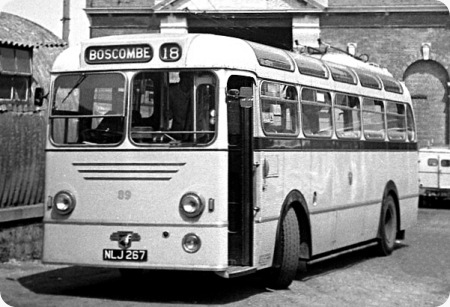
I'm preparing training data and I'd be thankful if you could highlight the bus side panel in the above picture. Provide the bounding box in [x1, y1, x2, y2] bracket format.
[252, 221, 278, 269]
[398, 151, 419, 230]
[259, 149, 418, 257]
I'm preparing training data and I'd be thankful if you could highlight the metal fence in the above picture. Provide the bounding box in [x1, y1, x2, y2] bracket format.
[0, 111, 46, 209]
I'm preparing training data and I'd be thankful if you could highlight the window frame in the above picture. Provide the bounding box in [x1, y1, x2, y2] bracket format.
[300, 87, 333, 138]
[386, 100, 407, 142]
[260, 80, 299, 137]
[362, 97, 386, 141]
[0, 47, 32, 104]
[129, 70, 219, 146]
[50, 72, 127, 146]
[334, 93, 362, 140]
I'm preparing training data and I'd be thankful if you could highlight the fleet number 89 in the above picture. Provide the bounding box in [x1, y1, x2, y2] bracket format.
[118, 190, 132, 200]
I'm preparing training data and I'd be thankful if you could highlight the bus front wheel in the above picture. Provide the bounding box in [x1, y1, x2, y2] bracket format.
[377, 194, 398, 256]
[266, 208, 300, 289]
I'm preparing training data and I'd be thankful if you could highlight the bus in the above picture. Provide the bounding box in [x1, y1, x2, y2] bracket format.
[41, 33, 418, 289]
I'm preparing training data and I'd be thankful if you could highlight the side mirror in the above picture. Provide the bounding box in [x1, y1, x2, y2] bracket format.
[226, 89, 240, 100]
[239, 86, 253, 108]
[34, 87, 47, 107]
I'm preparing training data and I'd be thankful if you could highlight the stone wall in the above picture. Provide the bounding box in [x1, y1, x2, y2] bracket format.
[0, 219, 43, 262]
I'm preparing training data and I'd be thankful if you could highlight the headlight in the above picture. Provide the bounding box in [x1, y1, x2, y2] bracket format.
[53, 190, 76, 215]
[179, 192, 204, 218]
[182, 233, 201, 253]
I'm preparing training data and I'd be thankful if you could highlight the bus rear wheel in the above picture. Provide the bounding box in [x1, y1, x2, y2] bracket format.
[266, 208, 300, 289]
[377, 194, 398, 256]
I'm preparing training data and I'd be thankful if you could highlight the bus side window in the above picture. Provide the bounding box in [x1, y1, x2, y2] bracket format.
[334, 94, 361, 139]
[406, 104, 416, 142]
[301, 88, 332, 137]
[386, 101, 406, 141]
[362, 98, 385, 140]
[261, 82, 298, 135]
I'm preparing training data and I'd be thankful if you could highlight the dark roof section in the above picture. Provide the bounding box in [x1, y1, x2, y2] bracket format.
[327, 0, 448, 12]
[0, 12, 66, 48]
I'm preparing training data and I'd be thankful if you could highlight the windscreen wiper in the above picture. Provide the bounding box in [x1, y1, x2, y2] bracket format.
[59, 73, 87, 105]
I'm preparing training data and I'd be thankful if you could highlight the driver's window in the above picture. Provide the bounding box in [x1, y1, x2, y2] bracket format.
[50, 73, 125, 145]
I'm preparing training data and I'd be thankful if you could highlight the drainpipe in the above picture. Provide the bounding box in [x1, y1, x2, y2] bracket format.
[62, 0, 70, 42]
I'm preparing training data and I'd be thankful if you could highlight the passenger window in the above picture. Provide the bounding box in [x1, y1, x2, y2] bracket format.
[386, 101, 406, 141]
[362, 98, 385, 140]
[301, 88, 332, 137]
[260, 82, 298, 135]
[334, 94, 361, 139]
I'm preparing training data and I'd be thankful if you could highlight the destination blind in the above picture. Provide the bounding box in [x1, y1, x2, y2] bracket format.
[85, 44, 153, 64]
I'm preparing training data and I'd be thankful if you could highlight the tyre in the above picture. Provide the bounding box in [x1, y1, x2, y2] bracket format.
[266, 208, 300, 289]
[377, 194, 398, 256]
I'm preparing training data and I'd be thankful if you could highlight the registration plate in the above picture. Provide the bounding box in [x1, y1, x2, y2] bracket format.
[103, 249, 147, 262]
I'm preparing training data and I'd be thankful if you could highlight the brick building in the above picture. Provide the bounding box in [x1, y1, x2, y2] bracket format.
[82, 0, 449, 148]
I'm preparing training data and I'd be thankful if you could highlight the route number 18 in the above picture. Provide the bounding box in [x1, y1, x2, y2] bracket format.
[160, 43, 182, 62]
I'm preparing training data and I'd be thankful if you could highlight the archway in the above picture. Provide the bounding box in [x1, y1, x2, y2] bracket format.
[404, 60, 449, 148]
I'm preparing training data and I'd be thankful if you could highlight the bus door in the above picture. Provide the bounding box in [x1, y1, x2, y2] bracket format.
[227, 76, 254, 267]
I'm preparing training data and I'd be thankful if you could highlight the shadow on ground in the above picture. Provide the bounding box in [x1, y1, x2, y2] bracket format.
[17, 241, 398, 304]
[18, 267, 273, 304]
[299, 241, 407, 281]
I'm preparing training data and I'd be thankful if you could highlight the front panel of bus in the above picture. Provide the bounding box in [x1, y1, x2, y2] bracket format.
[42, 69, 232, 271]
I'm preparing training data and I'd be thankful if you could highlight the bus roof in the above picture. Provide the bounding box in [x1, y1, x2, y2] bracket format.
[52, 33, 408, 100]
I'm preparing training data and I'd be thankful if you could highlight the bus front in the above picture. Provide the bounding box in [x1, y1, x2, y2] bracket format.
[42, 38, 231, 273]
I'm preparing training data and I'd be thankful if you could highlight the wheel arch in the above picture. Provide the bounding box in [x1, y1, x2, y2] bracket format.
[273, 189, 312, 263]
[381, 180, 401, 234]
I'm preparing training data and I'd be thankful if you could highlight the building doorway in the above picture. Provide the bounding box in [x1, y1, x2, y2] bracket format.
[188, 15, 293, 50]
[404, 60, 449, 148]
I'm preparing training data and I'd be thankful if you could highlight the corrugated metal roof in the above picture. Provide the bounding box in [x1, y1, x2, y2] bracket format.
[0, 12, 66, 48]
